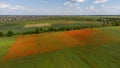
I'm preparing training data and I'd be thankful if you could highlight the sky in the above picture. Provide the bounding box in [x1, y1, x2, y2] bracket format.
[0, 0, 120, 15]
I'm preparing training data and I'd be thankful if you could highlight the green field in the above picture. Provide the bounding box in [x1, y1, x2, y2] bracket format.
[0, 37, 16, 62]
[0, 17, 103, 33]
[0, 26, 120, 68]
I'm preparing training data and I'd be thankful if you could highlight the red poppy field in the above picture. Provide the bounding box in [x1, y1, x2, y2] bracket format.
[0, 27, 120, 68]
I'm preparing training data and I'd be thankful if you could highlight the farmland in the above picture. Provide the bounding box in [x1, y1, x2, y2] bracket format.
[0, 16, 120, 37]
[0, 0, 120, 68]
[0, 16, 103, 33]
[0, 16, 120, 68]
[0, 26, 120, 68]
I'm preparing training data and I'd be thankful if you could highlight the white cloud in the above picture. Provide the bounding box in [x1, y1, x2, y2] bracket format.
[0, 3, 9, 9]
[0, 3, 32, 11]
[90, 6, 95, 10]
[86, 6, 95, 10]
[37, 5, 120, 15]
[64, 1, 70, 6]
[70, 0, 86, 3]
[64, 0, 85, 10]
[64, 0, 110, 13]
[103, 5, 120, 12]
[76, 6, 80, 9]
[101, 4, 105, 7]
[93, 0, 108, 4]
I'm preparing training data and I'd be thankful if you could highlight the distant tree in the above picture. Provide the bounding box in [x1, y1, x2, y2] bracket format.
[35, 28, 39, 34]
[66, 28, 70, 31]
[6, 31, 14, 37]
[111, 22, 120, 26]
[0, 32, 4, 37]
[48, 27, 55, 31]
[39, 28, 44, 32]
[23, 32, 26, 35]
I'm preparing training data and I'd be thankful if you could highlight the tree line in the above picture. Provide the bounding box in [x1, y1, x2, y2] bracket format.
[0, 24, 101, 37]
[0, 31, 14, 37]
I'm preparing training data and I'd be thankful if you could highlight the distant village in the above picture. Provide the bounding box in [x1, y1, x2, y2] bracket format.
[0, 16, 60, 22]
[100, 18, 120, 26]
[0, 16, 120, 26]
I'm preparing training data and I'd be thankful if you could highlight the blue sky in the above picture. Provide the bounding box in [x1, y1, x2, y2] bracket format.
[0, 0, 120, 15]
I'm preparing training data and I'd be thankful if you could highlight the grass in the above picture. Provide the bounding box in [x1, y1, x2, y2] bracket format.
[2, 45, 120, 68]
[0, 37, 16, 63]
[0, 26, 120, 68]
